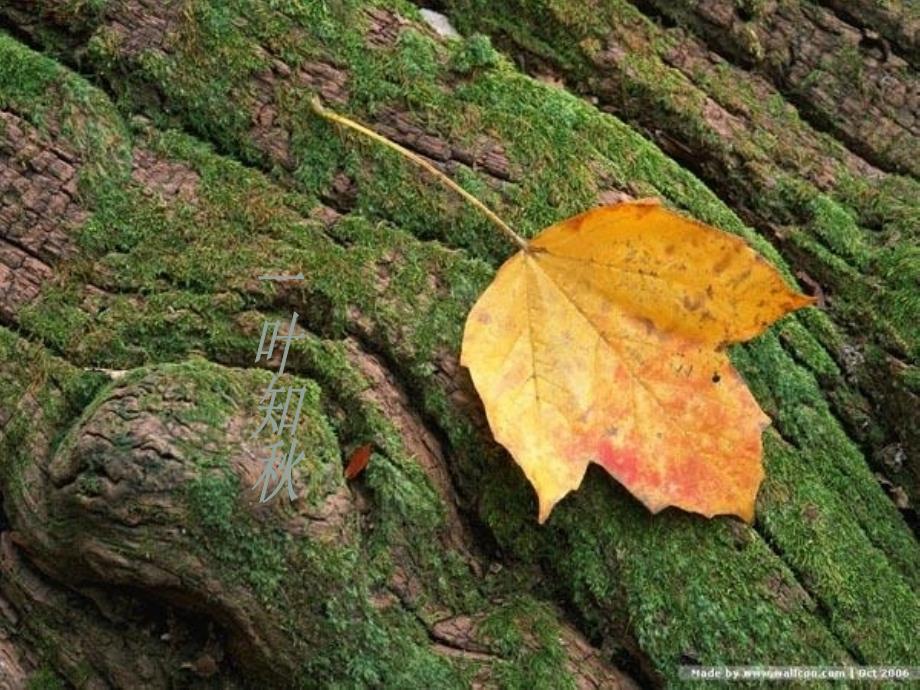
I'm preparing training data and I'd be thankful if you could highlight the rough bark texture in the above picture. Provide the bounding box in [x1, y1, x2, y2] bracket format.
[0, 1, 916, 688]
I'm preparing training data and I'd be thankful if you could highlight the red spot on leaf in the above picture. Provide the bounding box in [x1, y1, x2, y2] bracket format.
[669, 457, 705, 505]
[596, 440, 639, 486]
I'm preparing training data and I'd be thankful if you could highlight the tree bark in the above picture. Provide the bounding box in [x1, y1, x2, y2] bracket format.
[0, 1, 916, 688]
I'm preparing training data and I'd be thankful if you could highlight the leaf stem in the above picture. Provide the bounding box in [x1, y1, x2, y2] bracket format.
[310, 96, 529, 252]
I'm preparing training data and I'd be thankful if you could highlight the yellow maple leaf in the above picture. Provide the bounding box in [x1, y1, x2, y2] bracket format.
[461, 200, 813, 523]
[312, 99, 814, 525]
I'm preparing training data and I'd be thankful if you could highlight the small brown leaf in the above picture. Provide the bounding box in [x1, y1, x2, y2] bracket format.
[180, 654, 218, 678]
[345, 444, 372, 479]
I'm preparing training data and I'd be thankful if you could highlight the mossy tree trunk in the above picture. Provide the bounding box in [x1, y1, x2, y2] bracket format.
[0, 1, 916, 688]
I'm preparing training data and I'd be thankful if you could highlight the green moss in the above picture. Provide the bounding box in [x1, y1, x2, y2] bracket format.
[776, 319, 840, 380]
[185, 469, 288, 599]
[293, 334, 481, 611]
[450, 33, 502, 74]
[389, 29, 444, 103]
[758, 435, 918, 661]
[525, 476, 849, 682]
[0, 327, 110, 502]
[25, 668, 66, 690]
[0, 33, 62, 121]
[18, 284, 93, 355]
[480, 599, 575, 690]
[801, 194, 871, 270]
[0, 31, 130, 161]
[736, 333, 919, 581]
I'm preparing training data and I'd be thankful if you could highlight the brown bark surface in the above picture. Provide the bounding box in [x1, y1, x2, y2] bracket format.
[0, 1, 917, 688]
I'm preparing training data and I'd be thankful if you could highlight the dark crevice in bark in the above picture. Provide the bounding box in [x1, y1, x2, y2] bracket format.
[317, 174, 358, 218]
[609, 642, 659, 690]
[0, 234, 54, 272]
[649, 49, 888, 187]
[74, 581, 242, 682]
[339, 324, 494, 554]
[0, 312, 72, 370]
[0, 490, 9, 535]
[627, 0, 679, 30]
[626, 0, 919, 178]
[3, 529, 248, 687]
[546, 548, 663, 690]
[775, 75, 911, 181]
[812, 0, 917, 67]
[0, 10, 60, 57]
[775, 335, 919, 534]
